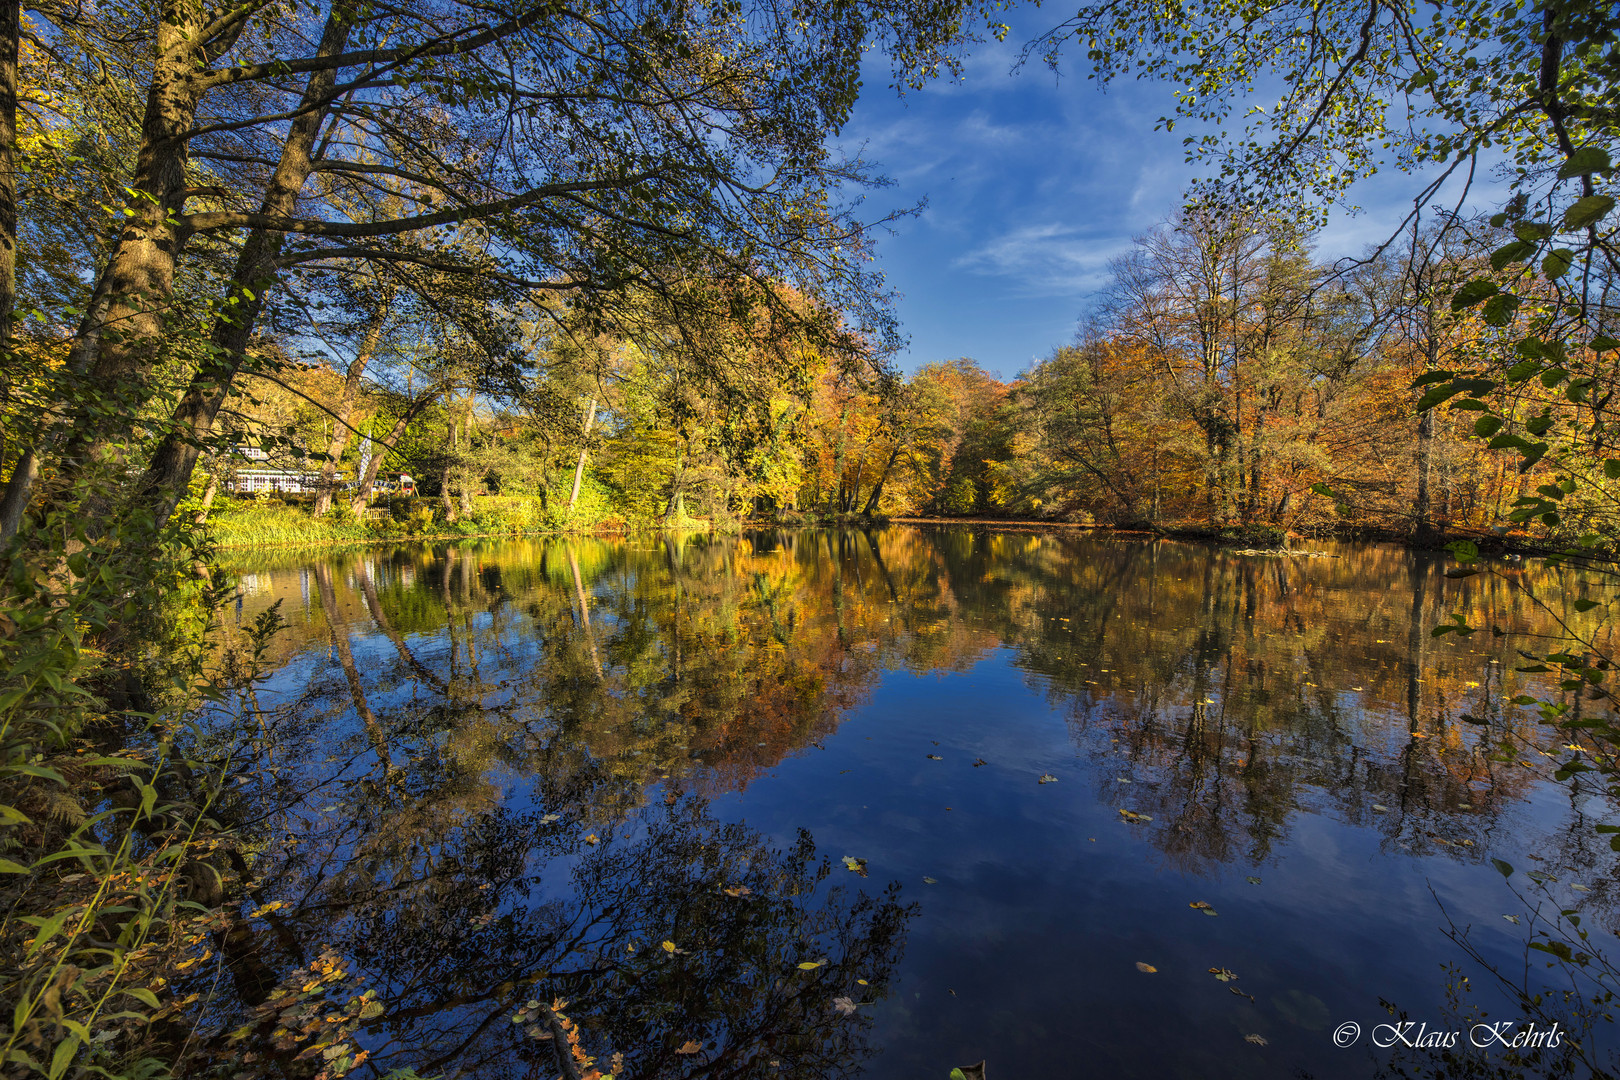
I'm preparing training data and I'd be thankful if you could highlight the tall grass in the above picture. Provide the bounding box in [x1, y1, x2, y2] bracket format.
[208, 502, 399, 547]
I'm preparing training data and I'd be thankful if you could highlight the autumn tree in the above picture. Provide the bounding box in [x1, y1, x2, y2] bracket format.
[0, 0, 1010, 540]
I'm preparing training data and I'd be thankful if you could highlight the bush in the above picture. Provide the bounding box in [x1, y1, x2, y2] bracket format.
[406, 504, 436, 534]
[542, 473, 618, 532]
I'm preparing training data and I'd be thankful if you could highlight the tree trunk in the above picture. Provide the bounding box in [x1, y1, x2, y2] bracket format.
[440, 465, 456, 522]
[0, 270, 113, 536]
[81, 4, 210, 401]
[1414, 313, 1438, 536]
[568, 396, 597, 508]
[862, 446, 899, 516]
[314, 289, 393, 515]
[350, 412, 412, 513]
[193, 468, 219, 525]
[129, 5, 355, 530]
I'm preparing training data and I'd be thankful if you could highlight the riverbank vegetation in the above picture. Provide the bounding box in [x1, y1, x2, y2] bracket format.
[3, 0, 1620, 1076]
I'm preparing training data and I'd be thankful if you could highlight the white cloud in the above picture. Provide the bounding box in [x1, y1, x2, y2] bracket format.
[952, 224, 1133, 297]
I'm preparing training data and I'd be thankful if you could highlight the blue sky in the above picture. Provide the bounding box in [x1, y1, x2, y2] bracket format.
[839, 23, 1484, 378]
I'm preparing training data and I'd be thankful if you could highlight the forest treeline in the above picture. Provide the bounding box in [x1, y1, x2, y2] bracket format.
[202, 208, 1589, 542]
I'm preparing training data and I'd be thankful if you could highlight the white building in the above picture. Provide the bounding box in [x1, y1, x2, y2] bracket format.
[231, 468, 316, 494]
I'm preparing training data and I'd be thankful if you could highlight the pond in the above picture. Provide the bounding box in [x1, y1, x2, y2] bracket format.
[210, 527, 1619, 1080]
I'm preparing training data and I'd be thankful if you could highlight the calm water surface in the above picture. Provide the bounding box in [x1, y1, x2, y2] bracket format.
[214, 528, 1620, 1079]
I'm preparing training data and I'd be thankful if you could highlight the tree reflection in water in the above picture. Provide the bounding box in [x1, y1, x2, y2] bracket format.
[210, 529, 1618, 1078]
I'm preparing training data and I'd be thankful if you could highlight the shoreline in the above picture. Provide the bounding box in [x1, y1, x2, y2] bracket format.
[208, 514, 1571, 557]
[883, 516, 1566, 554]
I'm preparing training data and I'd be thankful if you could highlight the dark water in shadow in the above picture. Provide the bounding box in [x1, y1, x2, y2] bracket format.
[210, 528, 1620, 1079]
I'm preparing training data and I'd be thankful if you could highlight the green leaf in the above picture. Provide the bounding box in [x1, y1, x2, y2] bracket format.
[1574, 599, 1600, 612]
[1564, 195, 1616, 230]
[1525, 415, 1553, 436]
[1450, 278, 1498, 310]
[1492, 858, 1514, 877]
[1607, 460, 1620, 479]
[1591, 335, 1620, 353]
[1474, 416, 1503, 437]
[1558, 146, 1612, 179]
[1410, 369, 1456, 388]
[1417, 384, 1463, 411]
[1482, 293, 1520, 326]
[123, 988, 161, 1009]
[26, 910, 72, 958]
[47, 1036, 79, 1080]
[1514, 221, 1554, 241]
[1506, 359, 1542, 382]
[1544, 249, 1575, 278]
[1447, 540, 1479, 563]
[1490, 240, 1536, 270]
[0, 858, 29, 874]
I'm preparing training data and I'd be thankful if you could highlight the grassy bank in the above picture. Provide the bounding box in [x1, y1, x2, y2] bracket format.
[206, 495, 726, 549]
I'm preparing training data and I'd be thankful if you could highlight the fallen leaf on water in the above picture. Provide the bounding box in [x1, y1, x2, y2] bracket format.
[797, 959, 826, 970]
[922, 876, 938, 884]
[927, 754, 943, 761]
[721, 885, 751, 897]
[1135, 962, 1158, 973]
[1572, 884, 1592, 893]
[842, 856, 868, 877]
[1038, 774, 1058, 784]
[1245, 1034, 1268, 1046]
[857, 979, 868, 986]
[676, 1041, 702, 1055]
[948, 1063, 985, 1080]
[662, 940, 684, 954]
[1230, 987, 1256, 1001]
[1209, 967, 1237, 982]
[832, 996, 858, 1016]
[584, 833, 600, 844]
[1503, 914, 1521, 924]
[539, 813, 561, 824]
[1246, 876, 1262, 885]
[1118, 809, 1153, 823]
[1371, 804, 1390, 813]
[1190, 901, 1218, 916]
[972, 758, 987, 767]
